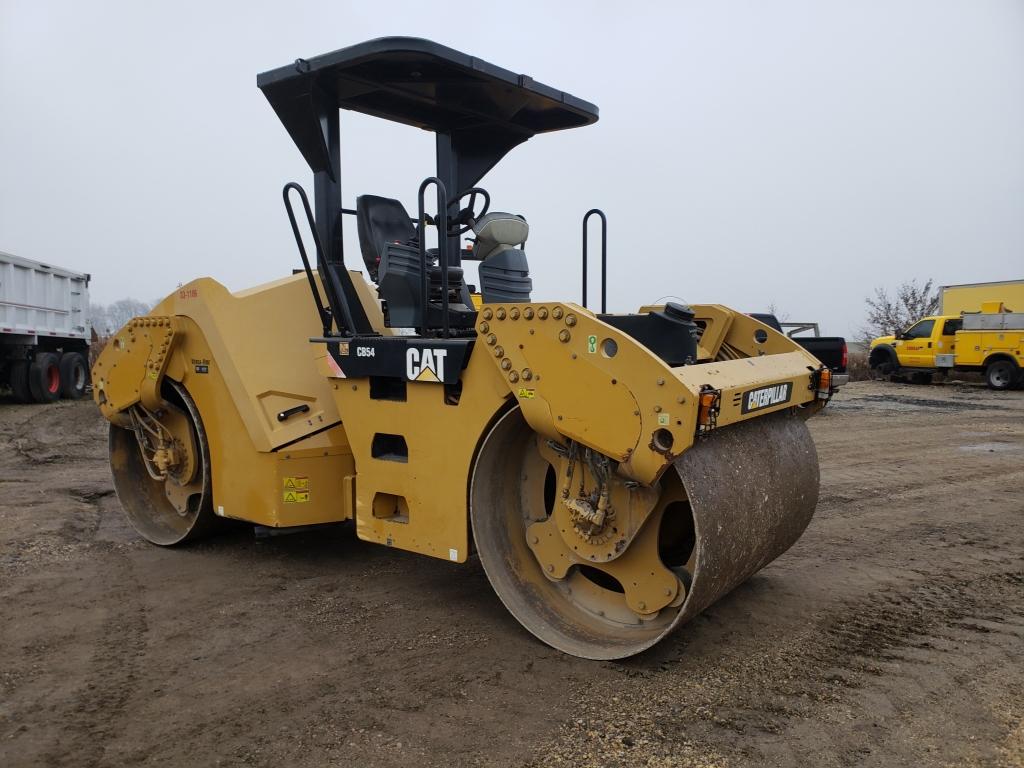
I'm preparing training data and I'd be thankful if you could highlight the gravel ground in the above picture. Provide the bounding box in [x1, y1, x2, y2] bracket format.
[1, 380, 1022, 767]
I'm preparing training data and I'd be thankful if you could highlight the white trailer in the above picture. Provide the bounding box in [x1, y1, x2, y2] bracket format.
[1, 251, 92, 402]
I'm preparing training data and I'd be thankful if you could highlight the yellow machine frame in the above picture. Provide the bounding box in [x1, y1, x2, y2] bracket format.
[93, 270, 829, 563]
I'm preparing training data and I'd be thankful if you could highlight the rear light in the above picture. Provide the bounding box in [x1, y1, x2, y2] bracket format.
[697, 388, 721, 432]
[817, 368, 833, 398]
[840, 342, 848, 370]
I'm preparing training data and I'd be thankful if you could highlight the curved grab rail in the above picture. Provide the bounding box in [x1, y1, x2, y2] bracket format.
[582, 208, 607, 313]
[417, 177, 451, 337]
[282, 182, 334, 336]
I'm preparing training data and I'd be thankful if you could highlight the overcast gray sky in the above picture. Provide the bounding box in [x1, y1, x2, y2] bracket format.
[2, 0, 1022, 337]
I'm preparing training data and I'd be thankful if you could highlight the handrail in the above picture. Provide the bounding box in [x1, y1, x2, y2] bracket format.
[282, 182, 333, 336]
[582, 208, 607, 313]
[417, 177, 450, 337]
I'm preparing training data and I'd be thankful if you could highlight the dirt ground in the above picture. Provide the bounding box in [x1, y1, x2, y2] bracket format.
[1, 380, 1022, 768]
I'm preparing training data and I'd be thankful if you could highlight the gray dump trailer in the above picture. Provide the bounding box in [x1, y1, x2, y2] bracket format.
[1, 251, 91, 402]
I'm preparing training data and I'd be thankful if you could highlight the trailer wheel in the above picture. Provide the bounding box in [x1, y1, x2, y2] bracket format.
[59, 352, 89, 399]
[9, 360, 32, 402]
[28, 352, 61, 403]
[985, 360, 1016, 391]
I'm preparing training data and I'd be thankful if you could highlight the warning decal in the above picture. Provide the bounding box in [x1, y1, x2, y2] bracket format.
[326, 355, 346, 379]
[283, 476, 310, 503]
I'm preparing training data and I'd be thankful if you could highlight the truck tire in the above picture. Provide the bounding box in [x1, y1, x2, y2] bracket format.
[9, 360, 32, 402]
[59, 352, 89, 399]
[869, 346, 897, 378]
[985, 360, 1016, 391]
[28, 352, 61, 403]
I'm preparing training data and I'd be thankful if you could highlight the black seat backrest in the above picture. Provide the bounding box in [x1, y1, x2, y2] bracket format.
[356, 195, 417, 280]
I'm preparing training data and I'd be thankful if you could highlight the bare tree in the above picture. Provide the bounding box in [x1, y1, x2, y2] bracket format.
[88, 302, 110, 336]
[766, 301, 791, 322]
[90, 298, 154, 335]
[859, 278, 940, 341]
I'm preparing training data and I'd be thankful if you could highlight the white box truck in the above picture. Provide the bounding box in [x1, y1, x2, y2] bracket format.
[1, 251, 92, 403]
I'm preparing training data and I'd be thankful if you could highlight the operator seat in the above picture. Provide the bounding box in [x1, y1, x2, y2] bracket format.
[356, 195, 417, 280]
[355, 194, 469, 329]
[472, 213, 532, 303]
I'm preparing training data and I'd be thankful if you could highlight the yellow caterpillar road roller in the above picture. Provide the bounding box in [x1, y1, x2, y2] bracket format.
[92, 38, 833, 659]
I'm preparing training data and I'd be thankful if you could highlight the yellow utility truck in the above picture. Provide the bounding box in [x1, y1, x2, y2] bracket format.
[870, 301, 1024, 390]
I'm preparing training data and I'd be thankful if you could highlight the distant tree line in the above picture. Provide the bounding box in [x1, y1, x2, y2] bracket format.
[89, 298, 155, 336]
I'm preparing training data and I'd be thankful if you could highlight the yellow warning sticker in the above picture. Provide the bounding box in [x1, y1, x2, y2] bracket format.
[283, 490, 310, 504]
[517, 388, 536, 399]
[283, 476, 309, 490]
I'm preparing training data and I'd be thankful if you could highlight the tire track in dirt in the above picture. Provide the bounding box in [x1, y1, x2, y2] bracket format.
[3, 379, 1023, 768]
[528, 383, 1024, 768]
[38, 545, 150, 768]
[1, 401, 146, 767]
[530, 565, 1024, 767]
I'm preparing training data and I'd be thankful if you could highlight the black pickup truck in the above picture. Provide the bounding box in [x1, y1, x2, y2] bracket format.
[749, 313, 849, 387]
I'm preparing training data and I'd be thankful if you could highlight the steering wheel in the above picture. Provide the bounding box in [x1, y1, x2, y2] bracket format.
[450, 187, 491, 234]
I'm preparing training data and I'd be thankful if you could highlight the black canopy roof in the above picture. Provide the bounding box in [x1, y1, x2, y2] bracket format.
[256, 38, 599, 336]
[256, 36, 599, 182]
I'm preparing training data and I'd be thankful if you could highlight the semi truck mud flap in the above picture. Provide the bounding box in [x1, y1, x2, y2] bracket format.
[672, 410, 820, 626]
